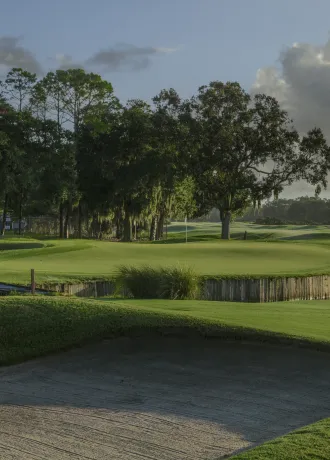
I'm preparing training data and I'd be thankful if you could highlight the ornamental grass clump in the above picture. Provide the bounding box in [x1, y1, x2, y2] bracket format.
[116, 265, 161, 299]
[116, 264, 201, 300]
[159, 265, 201, 300]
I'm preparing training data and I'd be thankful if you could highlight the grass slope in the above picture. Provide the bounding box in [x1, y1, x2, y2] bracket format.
[230, 418, 330, 459]
[3, 296, 330, 366]
[103, 298, 330, 344]
[2, 222, 330, 284]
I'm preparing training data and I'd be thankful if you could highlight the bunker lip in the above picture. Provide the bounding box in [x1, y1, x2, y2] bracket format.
[5, 322, 330, 369]
[98, 324, 330, 354]
[1, 338, 330, 460]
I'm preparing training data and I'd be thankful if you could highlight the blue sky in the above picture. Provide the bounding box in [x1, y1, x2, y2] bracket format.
[2, 0, 330, 103]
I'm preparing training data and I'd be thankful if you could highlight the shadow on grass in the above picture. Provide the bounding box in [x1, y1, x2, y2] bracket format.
[0, 242, 45, 250]
[250, 224, 290, 230]
[167, 224, 198, 233]
[151, 234, 222, 244]
[291, 225, 323, 230]
[151, 232, 276, 244]
[280, 233, 330, 241]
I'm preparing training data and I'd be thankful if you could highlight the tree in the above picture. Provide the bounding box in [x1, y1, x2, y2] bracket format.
[0, 104, 24, 235]
[148, 89, 193, 240]
[78, 99, 154, 241]
[77, 104, 121, 238]
[112, 100, 154, 242]
[32, 69, 116, 238]
[190, 81, 330, 239]
[1, 68, 37, 112]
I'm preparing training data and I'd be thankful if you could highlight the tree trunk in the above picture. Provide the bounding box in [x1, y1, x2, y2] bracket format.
[64, 212, 69, 239]
[18, 194, 23, 235]
[152, 215, 158, 241]
[116, 218, 122, 240]
[1, 194, 8, 237]
[59, 202, 64, 238]
[133, 220, 137, 240]
[149, 215, 158, 241]
[91, 214, 98, 238]
[77, 201, 82, 239]
[221, 211, 231, 240]
[156, 211, 165, 240]
[149, 216, 155, 241]
[64, 203, 71, 239]
[122, 209, 132, 242]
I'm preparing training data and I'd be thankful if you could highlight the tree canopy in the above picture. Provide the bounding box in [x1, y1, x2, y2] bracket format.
[0, 68, 329, 240]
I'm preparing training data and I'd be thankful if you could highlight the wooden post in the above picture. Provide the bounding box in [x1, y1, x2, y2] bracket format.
[31, 269, 36, 295]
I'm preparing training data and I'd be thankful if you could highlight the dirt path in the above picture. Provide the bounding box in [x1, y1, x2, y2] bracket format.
[1, 338, 330, 459]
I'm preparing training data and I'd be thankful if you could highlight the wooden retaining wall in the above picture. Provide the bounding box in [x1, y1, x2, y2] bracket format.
[43, 275, 330, 302]
[203, 278, 261, 302]
[203, 276, 330, 302]
[43, 281, 116, 297]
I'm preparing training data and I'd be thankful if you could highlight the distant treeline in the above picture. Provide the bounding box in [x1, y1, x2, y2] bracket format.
[240, 196, 330, 225]
[196, 197, 330, 225]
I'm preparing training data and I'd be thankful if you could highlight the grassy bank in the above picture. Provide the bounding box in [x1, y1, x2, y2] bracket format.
[230, 418, 330, 459]
[110, 298, 330, 343]
[2, 296, 330, 366]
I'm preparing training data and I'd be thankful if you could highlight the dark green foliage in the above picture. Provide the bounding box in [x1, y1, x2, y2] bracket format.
[255, 217, 287, 225]
[242, 196, 330, 225]
[1, 66, 330, 242]
[189, 82, 330, 239]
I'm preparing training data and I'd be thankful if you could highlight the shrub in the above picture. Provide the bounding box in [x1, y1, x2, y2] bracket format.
[159, 265, 201, 300]
[115, 265, 161, 299]
[255, 217, 286, 225]
[115, 264, 201, 300]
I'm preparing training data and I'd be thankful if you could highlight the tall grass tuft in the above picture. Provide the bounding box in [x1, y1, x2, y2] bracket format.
[115, 265, 161, 299]
[159, 265, 201, 300]
[116, 264, 201, 300]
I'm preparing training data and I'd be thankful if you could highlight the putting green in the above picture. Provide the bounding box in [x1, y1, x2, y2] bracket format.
[0, 237, 330, 284]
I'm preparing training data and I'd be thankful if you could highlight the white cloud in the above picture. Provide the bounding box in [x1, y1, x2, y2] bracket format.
[251, 37, 330, 197]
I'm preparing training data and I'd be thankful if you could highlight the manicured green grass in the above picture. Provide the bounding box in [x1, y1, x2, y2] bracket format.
[1, 222, 330, 284]
[102, 298, 330, 344]
[3, 296, 330, 366]
[230, 418, 330, 459]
